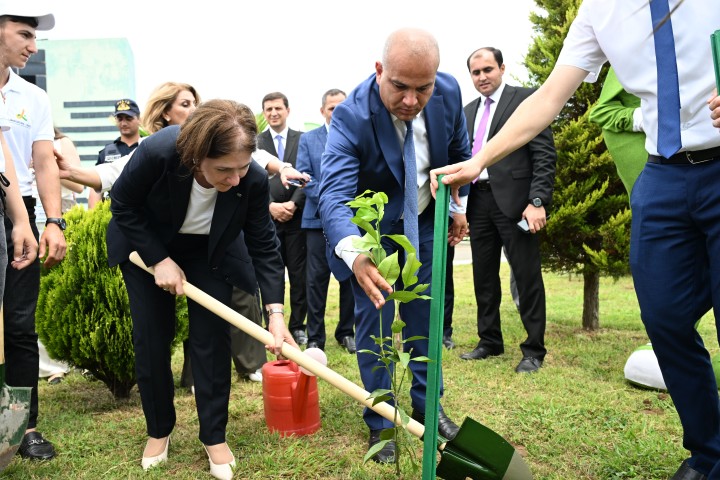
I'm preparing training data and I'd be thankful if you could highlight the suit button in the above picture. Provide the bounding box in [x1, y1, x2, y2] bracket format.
[212, 266, 218, 271]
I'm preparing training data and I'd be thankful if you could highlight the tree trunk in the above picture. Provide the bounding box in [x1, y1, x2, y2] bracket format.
[582, 270, 600, 331]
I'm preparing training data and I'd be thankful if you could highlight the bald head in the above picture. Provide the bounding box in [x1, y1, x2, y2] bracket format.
[382, 28, 440, 71]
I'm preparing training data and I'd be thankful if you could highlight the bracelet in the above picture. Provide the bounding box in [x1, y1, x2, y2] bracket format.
[280, 162, 293, 171]
[267, 308, 285, 317]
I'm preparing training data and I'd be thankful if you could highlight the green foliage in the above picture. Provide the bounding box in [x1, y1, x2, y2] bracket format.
[255, 112, 268, 132]
[525, 1, 632, 321]
[347, 190, 429, 477]
[36, 202, 188, 398]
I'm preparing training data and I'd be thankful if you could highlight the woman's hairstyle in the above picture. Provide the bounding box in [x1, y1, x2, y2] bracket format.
[141, 82, 201, 134]
[176, 99, 257, 171]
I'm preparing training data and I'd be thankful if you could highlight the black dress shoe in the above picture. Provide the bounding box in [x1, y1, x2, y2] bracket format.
[515, 356, 542, 373]
[340, 335, 357, 354]
[292, 329, 308, 346]
[18, 431, 56, 460]
[368, 429, 396, 463]
[306, 341, 321, 350]
[671, 460, 707, 480]
[460, 345, 503, 360]
[410, 408, 460, 441]
[442, 336, 455, 350]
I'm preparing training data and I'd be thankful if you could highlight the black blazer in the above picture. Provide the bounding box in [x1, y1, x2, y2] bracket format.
[257, 128, 305, 209]
[107, 126, 284, 303]
[464, 85, 556, 220]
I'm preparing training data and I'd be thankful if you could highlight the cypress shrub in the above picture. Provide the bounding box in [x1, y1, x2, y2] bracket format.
[36, 201, 188, 398]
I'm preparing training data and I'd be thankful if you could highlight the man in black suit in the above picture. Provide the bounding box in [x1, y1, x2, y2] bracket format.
[257, 92, 308, 345]
[459, 47, 556, 373]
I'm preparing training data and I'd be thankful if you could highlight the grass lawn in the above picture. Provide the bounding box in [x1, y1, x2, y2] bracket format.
[2, 262, 717, 479]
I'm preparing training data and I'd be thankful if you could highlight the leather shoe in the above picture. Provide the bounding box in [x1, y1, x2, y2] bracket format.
[442, 335, 455, 350]
[306, 341, 321, 350]
[460, 345, 503, 360]
[515, 356, 542, 373]
[18, 431, 56, 460]
[340, 335, 357, 354]
[410, 408, 460, 441]
[671, 460, 707, 480]
[292, 329, 308, 346]
[368, 429, 395, 463]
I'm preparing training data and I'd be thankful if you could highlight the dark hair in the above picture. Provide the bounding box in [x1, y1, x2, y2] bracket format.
[176, 99, 257, 171]
[321, 89, 346, 107]
[262, 92, 289, 110]
[466, 47, 504, 71]
[0, 16, 39, 28]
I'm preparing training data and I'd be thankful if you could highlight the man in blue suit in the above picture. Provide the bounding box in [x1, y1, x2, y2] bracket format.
[318, 28, 471, 463]
[296, 88, 356, 353]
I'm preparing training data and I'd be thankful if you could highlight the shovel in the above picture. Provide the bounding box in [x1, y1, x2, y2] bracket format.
[129, 251, 532, 479]
[0, 305, 32, 471]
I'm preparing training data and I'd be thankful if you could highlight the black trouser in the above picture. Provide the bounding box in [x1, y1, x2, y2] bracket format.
[4, 196, 41, 428]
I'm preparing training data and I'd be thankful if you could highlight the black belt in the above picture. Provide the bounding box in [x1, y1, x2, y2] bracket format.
[474, 179, 491, 191]
[22, 195, 36, 210]
[647, 146, 720, 165]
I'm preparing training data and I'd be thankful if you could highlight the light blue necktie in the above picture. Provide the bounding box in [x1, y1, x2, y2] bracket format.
[276, 134, 285, 160]
[403, 120, 419, 256]
[650, 0, 682, 158]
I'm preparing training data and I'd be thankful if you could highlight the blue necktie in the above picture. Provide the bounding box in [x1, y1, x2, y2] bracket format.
[403, 120, 419, 256]
[276, 134, 285, 160]
[650, 0, 682, 158]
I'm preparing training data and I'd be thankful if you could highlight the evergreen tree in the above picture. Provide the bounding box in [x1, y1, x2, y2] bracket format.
[36, 202, 188, 398]
[525, 0, 631, 330]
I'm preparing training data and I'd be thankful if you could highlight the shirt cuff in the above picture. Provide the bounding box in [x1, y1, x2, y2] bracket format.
[335, 235, 362, 271]
[449, 195, 468, 215]
[632, 108, 644, 133]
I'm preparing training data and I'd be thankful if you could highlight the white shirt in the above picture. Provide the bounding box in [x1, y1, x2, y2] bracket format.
[179, 178, 217, 235]
[268, 126, 289, 159]
[1, 69, 54, 195]
[475, 82, 506, 180]
[556, 0, 720, 156]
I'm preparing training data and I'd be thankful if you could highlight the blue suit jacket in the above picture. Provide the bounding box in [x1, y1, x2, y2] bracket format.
[319, 72, 471, 281]
[296, 123, 328, 230]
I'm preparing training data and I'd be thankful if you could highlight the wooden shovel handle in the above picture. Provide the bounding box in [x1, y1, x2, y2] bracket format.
[128, 252, 427, 439]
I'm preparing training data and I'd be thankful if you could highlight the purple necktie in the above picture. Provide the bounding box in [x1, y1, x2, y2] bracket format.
[471, 97, 493, 156]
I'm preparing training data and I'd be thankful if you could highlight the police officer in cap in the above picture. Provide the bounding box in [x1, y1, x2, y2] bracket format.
[89, 98, 142, 208]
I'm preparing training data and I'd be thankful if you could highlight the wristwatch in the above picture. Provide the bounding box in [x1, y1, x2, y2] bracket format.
[530, 197, 543, 208]
[45, 217, 67, 231]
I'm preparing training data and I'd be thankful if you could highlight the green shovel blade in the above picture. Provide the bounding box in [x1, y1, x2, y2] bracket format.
[436, 417, 533, 480]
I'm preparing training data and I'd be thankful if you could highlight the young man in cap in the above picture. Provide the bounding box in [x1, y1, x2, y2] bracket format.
[0, 4, 63, 460]
[88, 99, 142, 208]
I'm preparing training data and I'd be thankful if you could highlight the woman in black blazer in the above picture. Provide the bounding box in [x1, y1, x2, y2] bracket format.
[107, 99, 296, 479]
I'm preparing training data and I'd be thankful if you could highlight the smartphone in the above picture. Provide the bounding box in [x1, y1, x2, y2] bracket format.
[516, 218, 530, 233]
[286, 178, 307, 187]
[517, 214, 551, 233]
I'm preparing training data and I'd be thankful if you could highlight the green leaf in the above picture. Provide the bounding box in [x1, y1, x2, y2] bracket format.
[387, 291, 428, 303]
[391, 318, 406, 333]
[398, 352, 411, 368]
[386, 234, 416, 255]
[401, 251, 422, 287]
[411, 283, 429, 294]
[377, 252, 401, 286]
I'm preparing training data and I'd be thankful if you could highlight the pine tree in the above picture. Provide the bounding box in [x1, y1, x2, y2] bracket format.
[525, 0, 631, 330]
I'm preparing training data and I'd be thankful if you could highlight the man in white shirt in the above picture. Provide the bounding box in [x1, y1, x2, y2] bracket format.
[0, 5, 63, 460]
[433, 2, 720, 478]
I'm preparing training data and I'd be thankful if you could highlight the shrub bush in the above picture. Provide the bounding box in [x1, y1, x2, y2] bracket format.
[36, 201, 188, 398]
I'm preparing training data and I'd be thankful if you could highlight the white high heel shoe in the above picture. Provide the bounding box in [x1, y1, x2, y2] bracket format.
[204, 444, 236, 480]
[141, 435, 170, 470]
